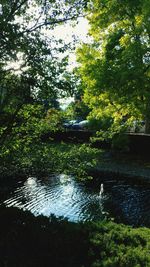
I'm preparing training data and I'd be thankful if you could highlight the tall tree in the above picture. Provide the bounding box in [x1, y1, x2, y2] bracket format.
[0, 0, 87, 140]
[0, 0, 87, 105]
[77, 0, 150, 133]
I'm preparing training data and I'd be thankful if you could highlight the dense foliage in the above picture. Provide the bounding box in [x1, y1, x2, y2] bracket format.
[0, 0, 88, 145]
[0, 206, 150, 267]
[77, 0, 150, 134]
[0, 103, 101, 179]
[0, 0, 94, 178]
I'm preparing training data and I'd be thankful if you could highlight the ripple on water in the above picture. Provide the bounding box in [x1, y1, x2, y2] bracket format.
[1, 175, 150, 226]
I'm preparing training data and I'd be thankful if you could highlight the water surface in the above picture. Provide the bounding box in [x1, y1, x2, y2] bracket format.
[1, 174, 150, 226]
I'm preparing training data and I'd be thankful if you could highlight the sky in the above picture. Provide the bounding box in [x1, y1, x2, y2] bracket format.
[53, 18, 90, 108]
[6, 16, 89, 71]
[49, 17, 89, 42]
[3, 0, 90, 71]
[43, 17, 90, 67]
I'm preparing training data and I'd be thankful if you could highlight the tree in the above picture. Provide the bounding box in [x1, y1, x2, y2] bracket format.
[0, 0, 88, 142]
[64, 99, 90, 120]
[0, 0, 89, 102]
[77, 0, 150, 133]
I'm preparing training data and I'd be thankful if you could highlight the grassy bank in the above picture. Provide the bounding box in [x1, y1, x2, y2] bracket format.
[0, 206, 150, 267]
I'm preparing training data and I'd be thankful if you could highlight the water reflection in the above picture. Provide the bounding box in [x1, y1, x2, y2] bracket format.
[3, 175, 106, 222]
[1, 175, 150, 226]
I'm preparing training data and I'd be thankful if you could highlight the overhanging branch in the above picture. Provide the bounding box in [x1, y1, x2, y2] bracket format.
[23, 14, 85, 34]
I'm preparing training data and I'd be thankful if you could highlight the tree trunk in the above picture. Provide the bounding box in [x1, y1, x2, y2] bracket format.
[145, 117, 150, 134]
[145, 100, 150, 134]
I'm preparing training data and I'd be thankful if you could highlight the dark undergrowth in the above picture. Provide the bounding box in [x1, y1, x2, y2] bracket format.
[0, 206, 150, 267]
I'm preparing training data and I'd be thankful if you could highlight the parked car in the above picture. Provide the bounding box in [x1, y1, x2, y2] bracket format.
[63, 120, 79, 129]
[63, 120, 89, 130]
[78, 120, 89, 129]
[71, 120, 89, 130]
[71, 122, 81, 130]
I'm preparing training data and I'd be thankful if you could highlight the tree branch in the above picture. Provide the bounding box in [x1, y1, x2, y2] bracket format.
[5, 0, 28, 22]
[22, 13, 86, 34]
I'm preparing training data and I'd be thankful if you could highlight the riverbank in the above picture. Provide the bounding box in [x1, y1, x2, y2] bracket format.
[1, 140, 150, 183]
[0, 205, 150, 267]
[40, 131, 150, 182]
[91, 150, 150, 183]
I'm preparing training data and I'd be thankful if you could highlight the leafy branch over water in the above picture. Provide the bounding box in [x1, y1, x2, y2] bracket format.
[0, 104, 102, 179]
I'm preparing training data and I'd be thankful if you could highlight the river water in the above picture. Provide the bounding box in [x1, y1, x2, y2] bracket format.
[1, 174, 150, 226]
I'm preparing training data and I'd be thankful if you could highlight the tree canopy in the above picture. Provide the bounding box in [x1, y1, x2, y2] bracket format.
[77, 0, 150, 133]
[0, 0, 88, 143]
[0, 0, 88, 105]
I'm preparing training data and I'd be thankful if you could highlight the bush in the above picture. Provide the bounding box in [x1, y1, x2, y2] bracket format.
[0, 206, 150, 267]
